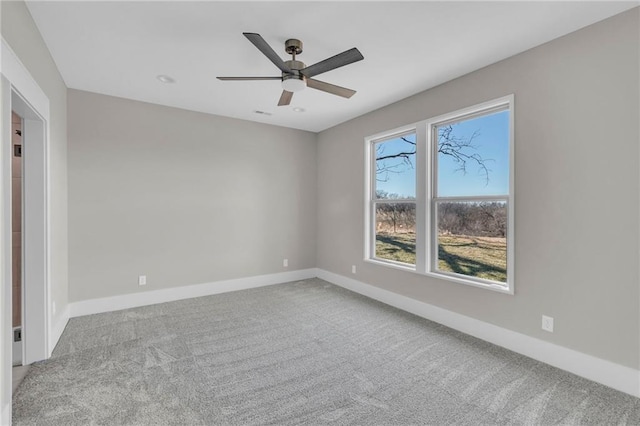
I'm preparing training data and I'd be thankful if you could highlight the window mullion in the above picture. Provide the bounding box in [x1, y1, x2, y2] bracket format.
[428, 123, 438, 273]
[415, 123, 427, 273]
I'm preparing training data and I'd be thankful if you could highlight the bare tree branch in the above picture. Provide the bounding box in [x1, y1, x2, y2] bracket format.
[376, 137, 417, 182]
[437, 126, 493, 184]
[375, 126, 493, 185]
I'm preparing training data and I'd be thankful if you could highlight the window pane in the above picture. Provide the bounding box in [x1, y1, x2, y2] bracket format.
[375, 203, 416, 265]
[375, 133, 416, 199]
[436, 201, 507, 283]
[437, 110, 509, 197]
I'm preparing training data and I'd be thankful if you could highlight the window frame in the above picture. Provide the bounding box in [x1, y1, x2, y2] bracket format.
[365, 95, 515, 294]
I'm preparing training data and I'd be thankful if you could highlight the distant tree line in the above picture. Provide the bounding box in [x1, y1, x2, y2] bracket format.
[376, 191, 416, 234]
[438, 202, 506, 238]
[376, 191, 506, 238]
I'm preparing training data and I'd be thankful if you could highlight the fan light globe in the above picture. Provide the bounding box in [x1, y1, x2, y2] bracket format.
[282, 78, 305, 93]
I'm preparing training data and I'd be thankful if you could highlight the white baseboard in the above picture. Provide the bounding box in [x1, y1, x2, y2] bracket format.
[1, 403, 10, 426]
[317, 269, 640, 398]
[69, 268, 318, 318]
[49, 305, 70, 357]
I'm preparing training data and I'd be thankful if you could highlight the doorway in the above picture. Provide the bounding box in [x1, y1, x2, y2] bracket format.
[3, 89, 49, 364]
[2, 39, 52, 423]
[11, 111, 22, 367]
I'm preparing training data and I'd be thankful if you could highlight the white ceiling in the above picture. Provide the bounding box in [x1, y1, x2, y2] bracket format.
[26, 1, 637, 132]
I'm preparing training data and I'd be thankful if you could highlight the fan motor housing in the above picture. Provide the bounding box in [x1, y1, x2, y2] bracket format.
[284, 60, 305, 71]
[283, 60, 306, 80]
[282, 60, 306, 91]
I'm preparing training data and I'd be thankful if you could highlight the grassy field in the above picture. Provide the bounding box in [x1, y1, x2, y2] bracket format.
[375, 233, 507, 282]
[375, 232, 417, 265]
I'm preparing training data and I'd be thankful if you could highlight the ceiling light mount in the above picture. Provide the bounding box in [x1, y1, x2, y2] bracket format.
[156, 75, 176, 84]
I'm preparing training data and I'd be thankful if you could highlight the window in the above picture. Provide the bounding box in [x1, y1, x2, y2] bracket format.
[371, 131, 417, 266]
[366, 96, 514, 293]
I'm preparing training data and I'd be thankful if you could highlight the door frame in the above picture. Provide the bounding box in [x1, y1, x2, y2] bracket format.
[1, 38, 51, 425]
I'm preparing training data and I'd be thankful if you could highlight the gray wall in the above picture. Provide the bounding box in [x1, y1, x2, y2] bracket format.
[317, 9, 640, 368]
[1, 1, 69, 331]
[68, 90, 316, 302]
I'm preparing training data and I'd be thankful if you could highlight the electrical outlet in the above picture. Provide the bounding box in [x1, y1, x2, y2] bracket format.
[283, 259, 288, 267]
[351, 265, 357, 274]
[542, 315, 554, 332]
[138, 275, 147, 286]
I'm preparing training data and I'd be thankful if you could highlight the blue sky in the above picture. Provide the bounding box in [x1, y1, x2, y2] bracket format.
[375, 110, 509, 198]
[375, 133, 417, 198]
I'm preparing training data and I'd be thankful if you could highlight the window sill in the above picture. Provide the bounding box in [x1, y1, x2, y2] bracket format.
[366, 258, 416, 273]
[364, 258, 513, 295]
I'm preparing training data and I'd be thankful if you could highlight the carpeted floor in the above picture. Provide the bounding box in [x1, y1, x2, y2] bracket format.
[12, 278, 640, 425]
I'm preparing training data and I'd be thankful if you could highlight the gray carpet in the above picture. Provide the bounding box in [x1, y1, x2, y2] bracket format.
[12, 278, 640, 425]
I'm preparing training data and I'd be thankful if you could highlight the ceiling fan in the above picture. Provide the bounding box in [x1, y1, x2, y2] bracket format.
[217, 33, 364, 106]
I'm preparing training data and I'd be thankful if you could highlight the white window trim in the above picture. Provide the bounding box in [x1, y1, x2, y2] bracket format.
[364, 95, 515, 295]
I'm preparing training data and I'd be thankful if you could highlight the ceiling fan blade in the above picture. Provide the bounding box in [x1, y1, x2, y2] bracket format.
[300, 48, 364, 78]
[217, 77, 281, 81]
[278, 90, 293, 106]
[307, 78, 356, 98]
[243, 33, 291, 73]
